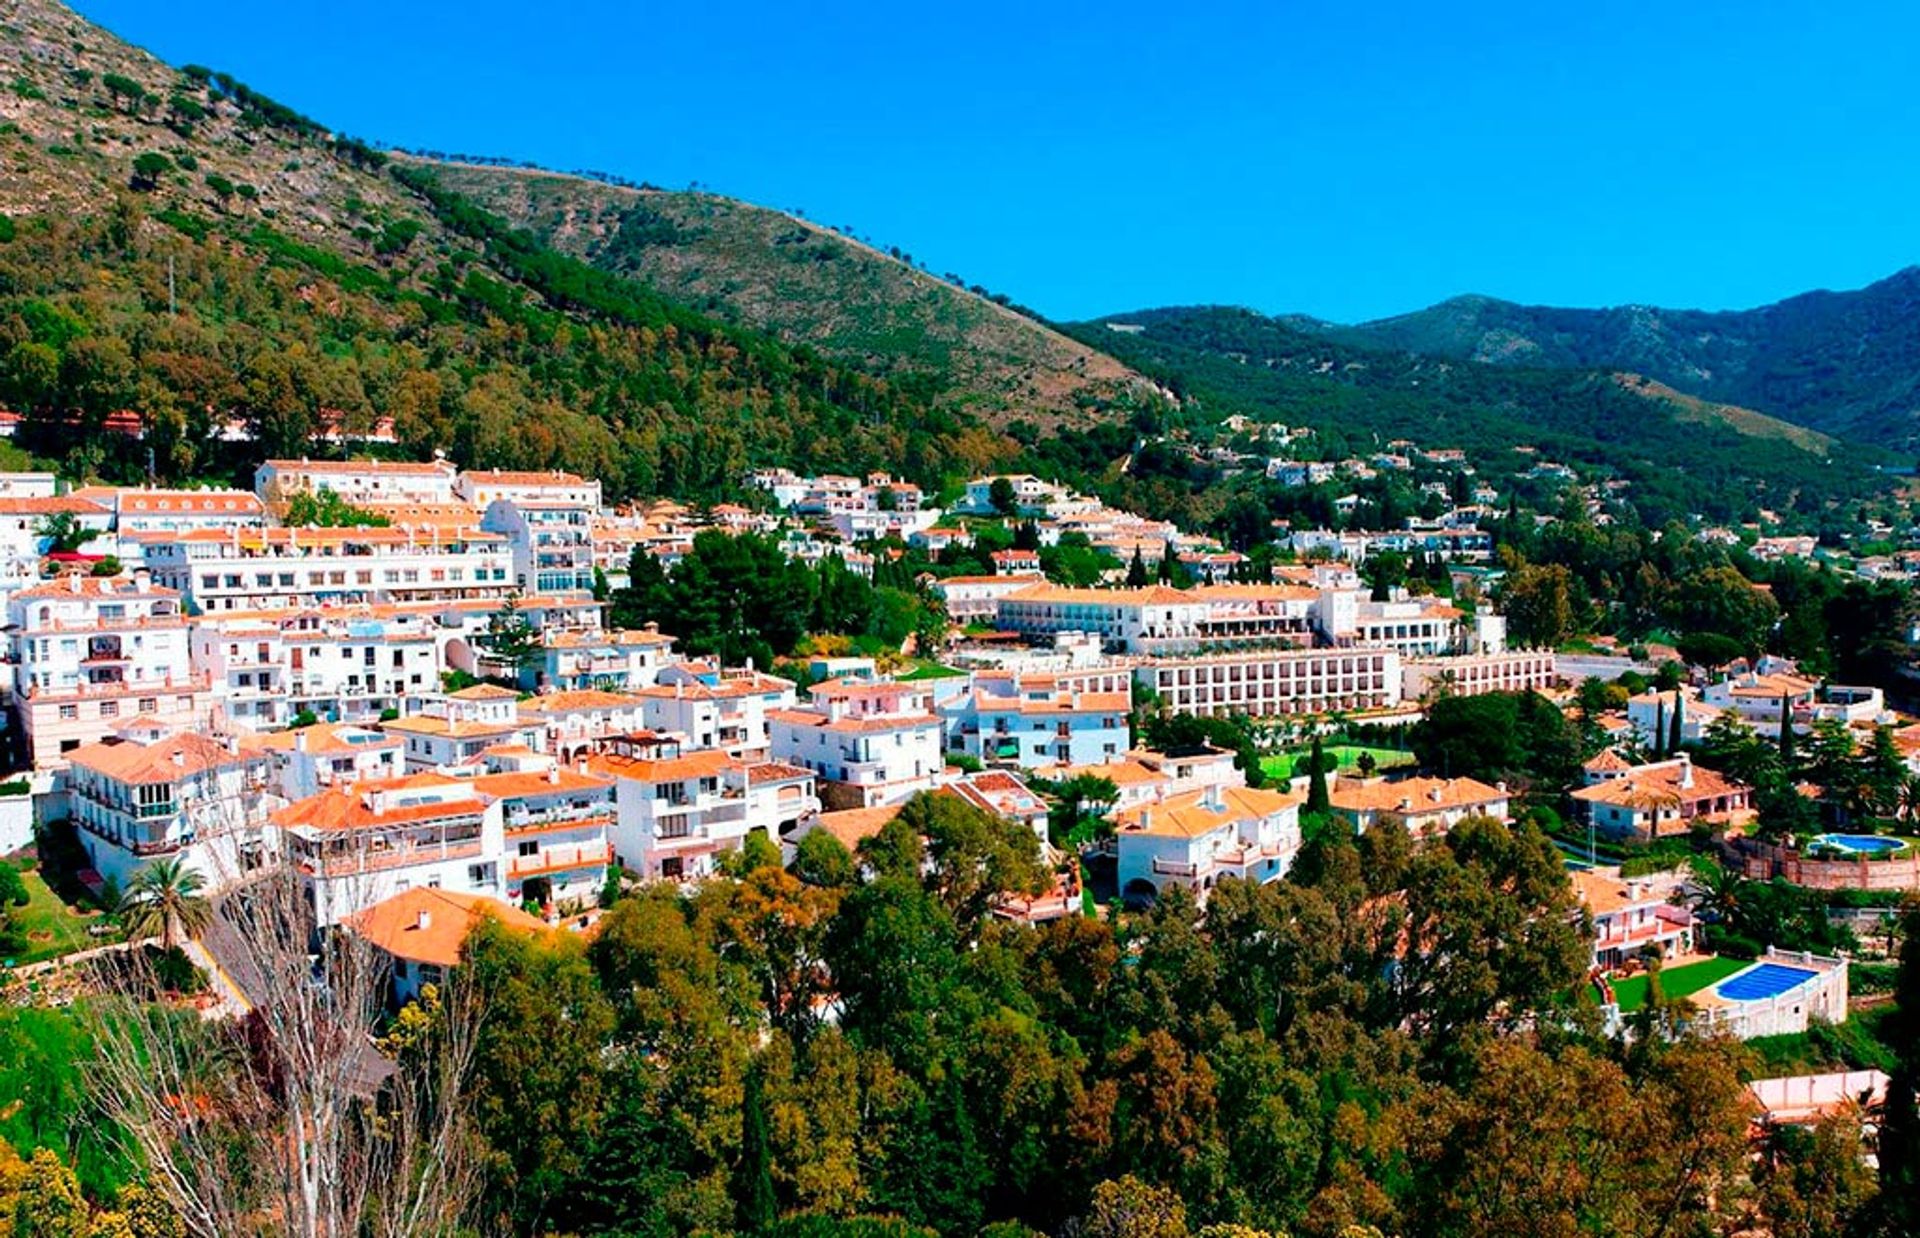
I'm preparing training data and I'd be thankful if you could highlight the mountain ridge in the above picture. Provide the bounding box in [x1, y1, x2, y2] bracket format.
[1279, 267, 1920, 448]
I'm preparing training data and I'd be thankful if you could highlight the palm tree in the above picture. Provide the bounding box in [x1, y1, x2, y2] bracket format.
[1900, 775, 1920, 830]
[1687, 855, 1744, 938]
[118, 857, 211, 951]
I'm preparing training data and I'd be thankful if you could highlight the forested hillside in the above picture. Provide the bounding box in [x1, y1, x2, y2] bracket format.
[1071, 306, 1895, 525]
[425, 161, 1143, 426]
[0, 0, 1130, 499]
[1311, 269, 1920, 450]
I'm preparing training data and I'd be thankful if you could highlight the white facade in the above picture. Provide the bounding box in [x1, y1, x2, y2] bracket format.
[382, 686, 546, 770]
[456, 469, 603, 510]
[1401, 650, 1556, 702]
[1133, 648, 1402, 719]
[1113, 784, 1304, 907]
[634, 667, 798, 758]
[143, 526, 514, 614]
[769, 680, 944, 809]
[482, 499, 597, 596]
[256, 458, 460, 507]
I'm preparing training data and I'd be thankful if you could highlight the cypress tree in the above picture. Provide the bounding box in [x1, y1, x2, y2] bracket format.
[1653, 699, 1667, 760]
[1778, 694, 1796, 766]
[1307, 734, 1331, 814]
[1669, 691, 1684, 754]
[1126, 546, 1149, 587]
[735, 1058, 776, 1233]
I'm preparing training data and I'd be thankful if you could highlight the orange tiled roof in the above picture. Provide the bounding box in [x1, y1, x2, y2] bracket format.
[812, 804, 904, 850]
[67, 732, 254, 784]
[584, 747, 736, 783]
[343, 888, 548, 967]
[1329, 776, 1508, 815]
[1113, 784, 1303, 839]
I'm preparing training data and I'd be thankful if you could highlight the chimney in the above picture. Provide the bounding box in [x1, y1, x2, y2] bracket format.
[1141, 808, 1151, 831]
[294, 728, 308, 753]
[1679, 754, 1694, 789]
[548, 765, 560, 784]
[415, 910, 432, 931]
[171, 750, 186, 767]
[1429, 785, 1444, 803]
[67, 572, 82, 594]
[1398, 796, 1412, 811]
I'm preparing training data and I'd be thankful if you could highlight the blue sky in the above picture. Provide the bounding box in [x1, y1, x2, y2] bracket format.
[72, 0, 1920, 323]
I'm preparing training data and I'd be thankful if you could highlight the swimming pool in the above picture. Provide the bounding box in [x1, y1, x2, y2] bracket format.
[1716, 963, 1818, 1002]
[1811, 833, 1905, 855]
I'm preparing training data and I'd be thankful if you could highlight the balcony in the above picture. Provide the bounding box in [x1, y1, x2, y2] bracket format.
[509, 843, 612, 878]
[1151, 857, 1200, 877]
[505, 804, 615, 833]
[297, 838, 485, 878]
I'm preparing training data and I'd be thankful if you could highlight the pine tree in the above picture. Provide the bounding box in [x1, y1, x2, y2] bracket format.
[1307, 734, 1331, 814]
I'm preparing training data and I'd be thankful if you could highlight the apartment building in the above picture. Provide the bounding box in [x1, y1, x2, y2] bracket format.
[517, 690, 649, 761]
[941, 678, 1130, 769]
[8, 572, 211, 767]
[930, 575, 1043, 622]
[277, 772, 503, 927]
[248, 722, 405, 799]
[474, 766, 614, 911]
[344, 887, 550, 1004]
[0, 494, 114, 600]
[769, 679, 943, 809]
[481, 499, 596, 595]
[586, 733, 819, 881]
[456, 468, 603, 510]
[1400, 649, 1556, 702]
[255, 458, 460, 507]
[382, 686, 546, 770]
[71, 487, 267, 536]
[1132, 648, 1402, 719]
[994, 585, 1211, 652]
[142, 526, 514, 613]
[1113, 783, 1304, 907]
[64, 721, 281, 888]
[1060, 744, 1246, 811]
[1328, 775, 1511, 838]
[191, 605, 445, 729]
[528, 626, 680, 692]
[634, 665, 798, 758]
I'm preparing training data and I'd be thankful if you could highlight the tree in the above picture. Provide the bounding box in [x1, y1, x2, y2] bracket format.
[89, 867, 481, 1238]
[35, 511, 92, 555]
[477, 593, 542, 678]
[1669, 692, 1684, 754]
[989, 477, 1018, 517]
[736, 1058, 778, 1234]
[1045, 773, 1120, 847]
[1778, 695, 1796, 766]
[792, 830, 857, 889]
[1498, 562, 1576, 647]
[130, 152, 172, 191]
[1306, 735, 1331, 814]
[1078, 1176, 1187, 1238]
[1126, 547, 1150, 588]
[116, 857, 210, 951]
[1876, 899, 1920, 1232]
[898, 791, 1047, 939]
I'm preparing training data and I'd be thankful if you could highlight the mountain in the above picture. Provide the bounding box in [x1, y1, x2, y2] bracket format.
[423, 163, 1140, 426]
[1069, 306, 1889, 524]
[0, 0, 1154, 500]
[1311, 270, 1920, 449]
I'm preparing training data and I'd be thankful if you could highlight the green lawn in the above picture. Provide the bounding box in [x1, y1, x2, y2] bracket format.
[5, 864, 117, 967]
[1609, 956, 1748, 1013]
[898, 662, 967, 681]
[1261, 745, 1416, 781]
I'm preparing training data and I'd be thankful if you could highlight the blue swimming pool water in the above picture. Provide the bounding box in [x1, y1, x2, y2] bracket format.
[1717, 963, 1818, 1002]
[1814, 833, 1903, 855]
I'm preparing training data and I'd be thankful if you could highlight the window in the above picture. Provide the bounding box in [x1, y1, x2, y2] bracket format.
[140, 698, 157, 713]
[58, 704, 77, 720]
[99, 700, 118, 718]
[517, 840, 538, 857]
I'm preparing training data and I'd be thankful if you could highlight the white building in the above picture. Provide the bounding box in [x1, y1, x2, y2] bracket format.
[1132, 648, 1402, 719]
[142, 525, 514, 614]
[481, 499, 597, 596]
[769, 679, 944, 809]
[71, 487, 267, 536]
[587, 733, 819, 882]
[8, 572, 211, 768]
[382, 686, 545, 770]
[248, 722, 405, 800]
[255, 458, 460, 507]
[456, 468, 602, 510]
[64, 721, 281, 889]
[633, 666, 798, 759]
[529, 626, 680, 692]
[1113, 783, 1304, 907]
[517, 690, 649, 762]
[1328, 775, 1512, 838]
[1401, 650, 1556, 702]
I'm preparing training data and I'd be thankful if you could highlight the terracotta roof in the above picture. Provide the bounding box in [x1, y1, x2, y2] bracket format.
[0, 496, 110, 516]
[450, 684, 521, 701]
[272, 774, 481, 831]
[113, 489, 264, 514]
[1005, 584, 1200, 606]
[1114, 784, 1303, 839]
[813, 804, 905, 850]
[1582, 748, 1635, 773]
[969, 691, 1131, 716]
[746, 761, 815, 786]
[1059, 757, 1166, 787]
[633, 674, 793, 702]
[1329, 776, 1509, 815]
[67, 732, 254, 784]
[343, 888, 548, 968]
[377, 715, 526, 740]
[1569, 759, 1747, 810]
[11, 574, 176, 601]
[517, 689, 645, 716]
[767, 708, 940, 735]
[462, 468, 590, 486]
[1570, 869, 1669, 917]
[584, 747, 736, 783]
[249, 723, 401, 756]
[263, 459, 455, 476]
[468, 768, 612, 799]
